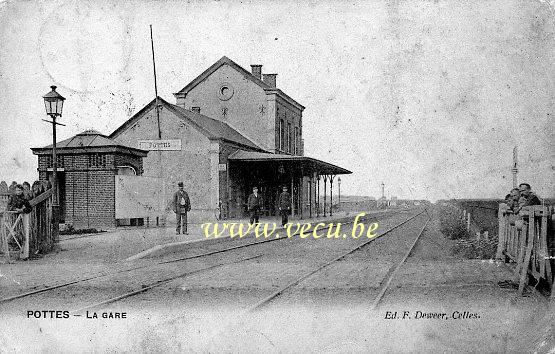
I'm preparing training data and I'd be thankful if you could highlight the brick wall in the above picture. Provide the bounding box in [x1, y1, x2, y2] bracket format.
[274, 95, 303, 155]
[115, 154, 143, 175]
[38, 153, 117, 230]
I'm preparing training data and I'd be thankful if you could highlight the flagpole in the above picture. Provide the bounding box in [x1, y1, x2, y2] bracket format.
[150, 24, 161, 139]
[512, 146, 518, 188]
[150, 25, 165, 226]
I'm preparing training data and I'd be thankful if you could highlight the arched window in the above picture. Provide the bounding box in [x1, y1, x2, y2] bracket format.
[279, 119, 284, 151]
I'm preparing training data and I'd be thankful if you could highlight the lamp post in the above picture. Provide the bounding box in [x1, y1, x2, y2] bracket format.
[43, 85, 65, 250]
[338, 177, 341, 210]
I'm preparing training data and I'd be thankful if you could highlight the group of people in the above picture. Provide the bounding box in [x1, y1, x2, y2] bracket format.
[4, 180, 51, 214]
[504, 182, 542, 214]
[247, 186, 292, 226]
[171, 183, 293, 235]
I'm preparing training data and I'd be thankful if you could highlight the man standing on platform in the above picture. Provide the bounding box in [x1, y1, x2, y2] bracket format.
[278, 186, 291, 226]
[247, 186, 263, 225]
[173, 182, 191, 235]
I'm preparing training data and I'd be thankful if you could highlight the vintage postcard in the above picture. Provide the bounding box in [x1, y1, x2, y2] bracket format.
[0, 0, 554, 352]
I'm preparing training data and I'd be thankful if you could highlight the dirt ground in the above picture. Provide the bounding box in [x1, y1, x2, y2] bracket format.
[0, 209, 551, 353]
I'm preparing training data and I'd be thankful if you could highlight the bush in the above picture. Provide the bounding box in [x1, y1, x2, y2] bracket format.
[438, 206, 471, 240]
[451, 236, 498, 259]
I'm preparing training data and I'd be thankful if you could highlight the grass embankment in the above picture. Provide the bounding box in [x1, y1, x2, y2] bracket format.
[437, 204, 498, 259]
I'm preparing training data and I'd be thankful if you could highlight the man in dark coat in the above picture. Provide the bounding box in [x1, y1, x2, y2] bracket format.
[173, 182, 191, 235]
[6, 184, 32, 214]
[515, 183, 541, 214]
[278, 186, 291, 226]
[247, 186, 263, 224]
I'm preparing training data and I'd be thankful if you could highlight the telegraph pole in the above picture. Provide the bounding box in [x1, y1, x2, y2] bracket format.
[512, 146, 518, 188]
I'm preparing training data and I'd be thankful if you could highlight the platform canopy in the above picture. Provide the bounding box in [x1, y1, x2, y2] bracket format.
[228, 150, 351, 176]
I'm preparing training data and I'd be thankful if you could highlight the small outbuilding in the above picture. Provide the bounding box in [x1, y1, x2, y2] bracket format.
[31, 130, 148, 230]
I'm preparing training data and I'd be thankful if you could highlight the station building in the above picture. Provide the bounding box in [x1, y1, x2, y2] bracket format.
[111, 56, 351, 222]
[33, 56, 351, 228]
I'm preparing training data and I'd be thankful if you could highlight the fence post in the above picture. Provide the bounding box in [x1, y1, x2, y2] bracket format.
[496, 206, 506, 260]
[20, 213, 29, 260]
[467, 213, 471, 231]
[1, 214, 9, 262]
[518, 210, 535, 295]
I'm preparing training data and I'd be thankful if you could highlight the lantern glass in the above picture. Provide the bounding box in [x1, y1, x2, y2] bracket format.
[43, 85, 65, 117]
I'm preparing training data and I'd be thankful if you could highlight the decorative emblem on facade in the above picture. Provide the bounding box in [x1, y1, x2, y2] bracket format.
[218, 83, 234, 101]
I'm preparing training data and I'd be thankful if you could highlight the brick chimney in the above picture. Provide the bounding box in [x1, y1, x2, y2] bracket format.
[191, 107, 201, 113]
[262, 74, 277, 88]
[251, 65, 262, 79]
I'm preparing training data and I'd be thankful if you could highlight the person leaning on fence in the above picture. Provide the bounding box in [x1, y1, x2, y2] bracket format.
[504, 188, 520, 211]
[22, 182, 32, 200]
[278, 186, 291, 226]
[514, 183, 541, 214]
[173, 182, 191, 235]
[31, 180, 44, 198]
[6, 184, 32, 214]
[247, 186, 263, 225]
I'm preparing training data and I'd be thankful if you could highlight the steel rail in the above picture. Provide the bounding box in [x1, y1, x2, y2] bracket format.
[248, 209, 427, 312]
[370, 216, 431, 309]
[0, 211, 403, 304]
[70, 254, 264, 315]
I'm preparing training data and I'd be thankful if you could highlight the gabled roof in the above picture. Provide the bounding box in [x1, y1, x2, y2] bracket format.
[109, 97, 265, 152]
[174, 56, 269, 97]
[31, 130, 148, 156]
[173, 56, 305, 111]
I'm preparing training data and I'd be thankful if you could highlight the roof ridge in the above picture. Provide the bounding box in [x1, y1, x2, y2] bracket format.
[173, 56, 269, 97]
[88, 135, 99, 146]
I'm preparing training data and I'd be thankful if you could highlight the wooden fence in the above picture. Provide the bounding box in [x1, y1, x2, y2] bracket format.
[496, 204, 554, 296]
[0, 189, 53, 262]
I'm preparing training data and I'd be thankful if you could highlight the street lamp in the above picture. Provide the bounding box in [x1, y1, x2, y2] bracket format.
[43, 85, 65, 250]
[338, 177, 341, 209]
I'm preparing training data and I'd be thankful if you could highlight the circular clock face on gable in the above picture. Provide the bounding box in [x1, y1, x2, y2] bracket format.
[218, 83, 234, 101]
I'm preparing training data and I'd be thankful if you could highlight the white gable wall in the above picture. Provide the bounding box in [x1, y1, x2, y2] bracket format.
[111, 105, 219, 223]
[176, 64, 275, 151]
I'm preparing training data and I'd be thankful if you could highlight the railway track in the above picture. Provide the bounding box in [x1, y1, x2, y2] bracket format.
[0, 209, 409, 309]
[247, 209, 430, 311]
[144, 208, 431, 328]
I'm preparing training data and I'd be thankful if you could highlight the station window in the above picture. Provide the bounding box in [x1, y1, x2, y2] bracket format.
[288, 123, 292, 154]
[294, 127, 299, 155]
[279, 120, 284, 151]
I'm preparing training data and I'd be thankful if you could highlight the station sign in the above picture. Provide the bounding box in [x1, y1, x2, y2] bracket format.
[137, 139, 182, 151]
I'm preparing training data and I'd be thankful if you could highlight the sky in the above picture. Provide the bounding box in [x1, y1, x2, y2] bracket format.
[0, 0, 553, 201]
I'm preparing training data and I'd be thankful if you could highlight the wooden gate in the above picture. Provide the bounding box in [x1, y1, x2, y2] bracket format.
[496, 204, 554, 295]
[0, 189, 53, 262]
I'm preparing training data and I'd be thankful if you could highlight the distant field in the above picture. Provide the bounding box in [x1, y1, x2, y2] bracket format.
[438, 198, 554, 237]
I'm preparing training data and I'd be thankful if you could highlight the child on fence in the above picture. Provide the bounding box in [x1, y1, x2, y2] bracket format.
[5, 185, 32, 250]
[22, 182, 32, 200]
[6, 185, 32, 214]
